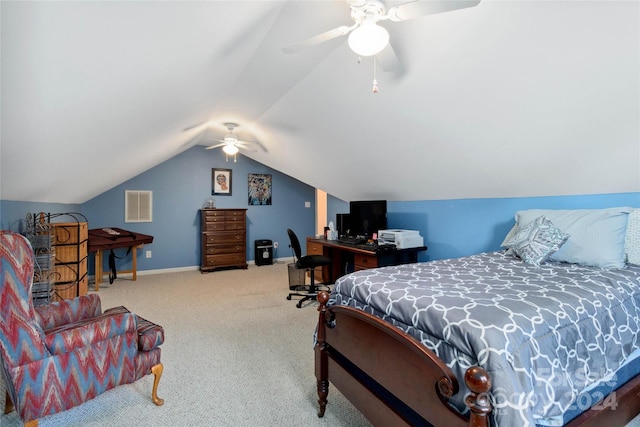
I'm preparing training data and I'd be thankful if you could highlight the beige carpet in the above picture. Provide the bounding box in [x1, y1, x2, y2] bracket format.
[2, 261, 640, 427]
[0, 261, 371, 427]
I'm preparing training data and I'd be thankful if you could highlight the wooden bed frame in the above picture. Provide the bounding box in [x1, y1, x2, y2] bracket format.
[314, 291, 640, 427]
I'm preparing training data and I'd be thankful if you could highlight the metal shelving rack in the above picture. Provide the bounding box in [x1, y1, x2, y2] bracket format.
[26, 212, 89, 305]
[26, 212, 55, 306]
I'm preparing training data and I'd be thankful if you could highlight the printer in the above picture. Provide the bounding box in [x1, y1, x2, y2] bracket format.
[377, 229, 424, 249]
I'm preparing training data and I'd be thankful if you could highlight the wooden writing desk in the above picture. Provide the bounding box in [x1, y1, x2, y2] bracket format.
[307, 237, 427, 284]
[88, 228, 154, 290]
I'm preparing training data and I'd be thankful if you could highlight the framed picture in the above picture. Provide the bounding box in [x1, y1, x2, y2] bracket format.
[248, 173, 272, 205]
[212, 168, 232, 196]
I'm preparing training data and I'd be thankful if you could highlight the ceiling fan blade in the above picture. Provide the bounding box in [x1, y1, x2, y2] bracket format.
[376, 42, 401, 73]
[182, 122, 208, 132]
[238, 140, 262, 149]
[205, 142, 227, 150]
[236, 144, 259, 152]
[388, 0, 481, 22]
[237, 139, 268, 153]
[283, 24, 355, 54]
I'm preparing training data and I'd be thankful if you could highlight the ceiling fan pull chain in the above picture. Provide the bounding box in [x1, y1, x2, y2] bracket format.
[372, 56, 379, 93]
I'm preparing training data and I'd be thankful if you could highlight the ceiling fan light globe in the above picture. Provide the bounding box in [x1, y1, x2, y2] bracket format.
[347, 23, 389, 57]
[223, 144, 239, 155]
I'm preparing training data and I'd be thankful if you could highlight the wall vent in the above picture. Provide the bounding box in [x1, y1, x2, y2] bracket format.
[125, 190, 153, 223]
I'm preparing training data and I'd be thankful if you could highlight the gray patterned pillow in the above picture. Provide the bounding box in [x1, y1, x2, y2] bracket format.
[504, 216, 570, 266]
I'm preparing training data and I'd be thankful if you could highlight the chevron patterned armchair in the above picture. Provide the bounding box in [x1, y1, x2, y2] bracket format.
[0, 231, 164, 426]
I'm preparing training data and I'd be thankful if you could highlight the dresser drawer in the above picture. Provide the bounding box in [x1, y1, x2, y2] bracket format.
[204, 232, 245, 244]
[354, 253, 378, 270]
[203, 222, 225, 232]
[204, 243, 244, 255]
[224, 220, 245, 231]
[203, 220, 246, 232]
[307, 241, 325, 256]
[306, 238, 327, 283]
[224, 210, 245, 220]
[204, 253, 246, 267]
[202, 209, 226, 221]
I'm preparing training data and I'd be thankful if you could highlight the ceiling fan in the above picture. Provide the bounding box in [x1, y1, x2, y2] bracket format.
[283, 0, 480, 61]
[205, 123, 261, 162]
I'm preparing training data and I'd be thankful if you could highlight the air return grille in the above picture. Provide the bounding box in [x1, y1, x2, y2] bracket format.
[125, 190, 153, 223]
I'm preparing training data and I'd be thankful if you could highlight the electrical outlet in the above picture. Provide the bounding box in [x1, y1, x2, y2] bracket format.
[145, 250, 152, 258]
[274, 242, 278, 249]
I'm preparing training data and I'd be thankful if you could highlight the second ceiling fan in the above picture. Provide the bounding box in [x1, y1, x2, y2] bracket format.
[205, 123, 262, 162]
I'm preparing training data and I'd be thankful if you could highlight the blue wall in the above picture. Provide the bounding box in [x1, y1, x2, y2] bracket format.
[1, 146, 317, 273]
[1, 202, 82, 233]
[328, 193, 640, 263]
[2, 146, 639, 274]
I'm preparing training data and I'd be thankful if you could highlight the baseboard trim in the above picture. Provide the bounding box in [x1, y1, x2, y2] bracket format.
[89, 257, 295, 279]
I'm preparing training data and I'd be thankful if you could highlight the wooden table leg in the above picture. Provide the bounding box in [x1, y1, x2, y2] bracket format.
[94, 249, 103, 291]
[94, 245, 144, 287]
[132, 245, 138, 281]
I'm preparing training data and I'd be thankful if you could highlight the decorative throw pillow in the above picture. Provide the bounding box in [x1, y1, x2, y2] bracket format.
[625, 210, 640, 265]
[503, 216, 569, 266]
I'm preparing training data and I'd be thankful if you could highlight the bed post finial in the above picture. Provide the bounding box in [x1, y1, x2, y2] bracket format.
[317, 291, 329, 307]
[464, 366, 492, 427]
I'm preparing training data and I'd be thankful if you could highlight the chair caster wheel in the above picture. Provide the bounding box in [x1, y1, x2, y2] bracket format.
[287, 295, 292, 300]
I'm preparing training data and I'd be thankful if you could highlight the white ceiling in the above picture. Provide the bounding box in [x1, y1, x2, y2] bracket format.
[1, 0, 638, 204]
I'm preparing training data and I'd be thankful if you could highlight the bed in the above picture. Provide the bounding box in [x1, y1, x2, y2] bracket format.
[314, 207, 640, 426]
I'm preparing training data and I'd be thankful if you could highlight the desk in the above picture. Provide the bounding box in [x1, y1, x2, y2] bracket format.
[307, 238, 427, 284]
[88, 228, 154, 290]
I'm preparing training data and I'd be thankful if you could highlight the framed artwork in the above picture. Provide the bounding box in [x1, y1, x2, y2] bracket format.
[212, 168, 232, 196]
[248, 173, 272, 205]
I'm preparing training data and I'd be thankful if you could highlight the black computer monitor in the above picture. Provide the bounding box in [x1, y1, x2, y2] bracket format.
[349, 200, 387, 239]
[336, 213, 350, 238]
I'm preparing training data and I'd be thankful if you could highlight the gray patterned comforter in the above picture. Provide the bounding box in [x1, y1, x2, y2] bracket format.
[328, 251, 640, 427]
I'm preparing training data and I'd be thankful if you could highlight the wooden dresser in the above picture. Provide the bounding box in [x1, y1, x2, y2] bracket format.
[200, 208, 247, 272]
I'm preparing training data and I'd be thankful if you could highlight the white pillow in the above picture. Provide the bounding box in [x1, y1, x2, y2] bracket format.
[501, 224, 518, 248]
[625, 210, 640, 265]
[514, 207, 631, 269]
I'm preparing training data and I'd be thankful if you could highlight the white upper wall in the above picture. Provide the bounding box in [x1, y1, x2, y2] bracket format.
[1, 1, 638, 204]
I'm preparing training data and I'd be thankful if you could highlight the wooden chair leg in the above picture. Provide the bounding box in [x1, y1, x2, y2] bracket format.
[4, 391, 14, 414]
[5, 392, 38, 426]
[151, 363, 164, 406]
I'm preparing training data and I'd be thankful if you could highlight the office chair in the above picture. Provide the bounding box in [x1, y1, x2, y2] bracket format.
[286, 229, 331, 308]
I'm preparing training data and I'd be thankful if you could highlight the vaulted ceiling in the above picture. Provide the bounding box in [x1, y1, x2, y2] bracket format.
[1, 1, 638, 204]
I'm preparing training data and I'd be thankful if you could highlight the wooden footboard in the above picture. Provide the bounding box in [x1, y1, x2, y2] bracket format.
[315, 292, 491, 427]
[315, 291, 640, 427]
